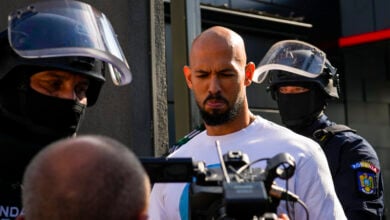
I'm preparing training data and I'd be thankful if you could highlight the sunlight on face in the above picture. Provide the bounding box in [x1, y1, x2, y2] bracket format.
[30, 70, 89, 105]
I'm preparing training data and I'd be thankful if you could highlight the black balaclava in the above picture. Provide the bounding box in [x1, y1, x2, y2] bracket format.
[0, 66, 86, 140]
[275, 84, 327, 132]
[0, 67, 88, 184]
[24, 86, 86, 135]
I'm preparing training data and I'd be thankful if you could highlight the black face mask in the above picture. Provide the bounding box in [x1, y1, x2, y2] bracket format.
[24, 88, 86, 136]
[276, 89, 326, 131]
[0, 77, 87, 182]
[0, 68, 87, 139]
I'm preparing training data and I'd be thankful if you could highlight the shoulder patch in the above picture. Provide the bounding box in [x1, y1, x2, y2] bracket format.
[351, 161, 379, 196]
[351, 161, 380, 173]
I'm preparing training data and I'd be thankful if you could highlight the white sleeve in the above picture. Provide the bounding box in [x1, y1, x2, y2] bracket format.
[148, 183, 168, 220]
[292, 148, 347, 220]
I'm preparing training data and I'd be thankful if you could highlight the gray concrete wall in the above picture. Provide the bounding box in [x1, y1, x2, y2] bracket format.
[340, 0, 390, 36]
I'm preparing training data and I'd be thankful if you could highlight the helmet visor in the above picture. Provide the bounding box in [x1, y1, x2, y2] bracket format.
[8, 0, 131, 85]
[253, 40, 330, 83]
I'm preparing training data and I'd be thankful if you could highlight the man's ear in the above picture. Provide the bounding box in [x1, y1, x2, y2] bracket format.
[183, 65, 193, 89]
[244, 62, 255, 86]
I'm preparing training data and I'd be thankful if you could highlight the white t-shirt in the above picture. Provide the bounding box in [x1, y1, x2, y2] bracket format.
[148, 115, 346, 220]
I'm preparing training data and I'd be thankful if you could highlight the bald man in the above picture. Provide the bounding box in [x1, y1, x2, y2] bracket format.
[17, 135, 150, 220]
[149, 26, 346, 220]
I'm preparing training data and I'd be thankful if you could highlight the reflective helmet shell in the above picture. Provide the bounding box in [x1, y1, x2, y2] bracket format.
[0, 30, 105, 106]
[8, 1, 132, 85]
[255, 40, 340, 99]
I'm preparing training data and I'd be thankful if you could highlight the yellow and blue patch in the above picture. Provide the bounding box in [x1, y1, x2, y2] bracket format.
[351, 161, 379, 196]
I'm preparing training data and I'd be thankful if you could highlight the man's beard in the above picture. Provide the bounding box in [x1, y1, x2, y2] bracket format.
[199, 93, 243, 126]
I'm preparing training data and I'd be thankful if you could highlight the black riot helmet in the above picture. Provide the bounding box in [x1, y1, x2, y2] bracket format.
[253, 40, 339, 99]
[0, 30, 105, 106]
[253, 40, 340, 130]
[1, 0, 133, 106]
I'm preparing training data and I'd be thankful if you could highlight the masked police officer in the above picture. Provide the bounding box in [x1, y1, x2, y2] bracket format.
[253, 40, 384, 219]
[0, 1, 132, 219]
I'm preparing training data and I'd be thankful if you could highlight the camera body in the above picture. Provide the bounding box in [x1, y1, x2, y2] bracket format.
[141, 150, 296, 220]
[190, 150, 294, 220]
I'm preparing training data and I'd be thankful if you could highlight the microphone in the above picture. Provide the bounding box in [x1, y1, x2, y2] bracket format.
[269, 184, 299, 202]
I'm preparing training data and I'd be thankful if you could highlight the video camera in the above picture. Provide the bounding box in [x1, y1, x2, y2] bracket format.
[141, 142, 301, 220]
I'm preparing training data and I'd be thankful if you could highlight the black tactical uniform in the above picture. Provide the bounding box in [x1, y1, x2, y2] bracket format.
[298, 114, 384, 219]
[0, 115, 62, 219]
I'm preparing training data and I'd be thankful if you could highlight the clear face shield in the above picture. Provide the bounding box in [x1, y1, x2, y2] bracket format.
[253, 40, 336, 84]
[8, 0, 132, 85]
